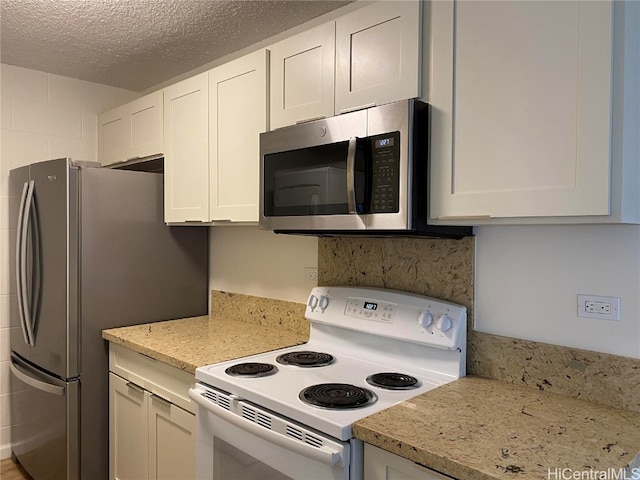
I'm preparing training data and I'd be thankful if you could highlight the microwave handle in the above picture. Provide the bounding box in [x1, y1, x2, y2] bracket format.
[346, 137, 358, 214]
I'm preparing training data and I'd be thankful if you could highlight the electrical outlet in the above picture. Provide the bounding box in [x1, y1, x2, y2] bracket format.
[304, 267, 318, 282]
[577, 294, 621, 321]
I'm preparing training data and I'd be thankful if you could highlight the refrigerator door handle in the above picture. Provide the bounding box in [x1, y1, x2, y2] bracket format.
[15, 181, 31, 346]
[9, 358, 65, 396]
[20, 180, 36, 346]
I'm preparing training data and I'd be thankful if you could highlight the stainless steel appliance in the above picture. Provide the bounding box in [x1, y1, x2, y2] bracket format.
[259, 99, 472, 238]
[9, 158, 208, 480]
[190, 286, 466, 480]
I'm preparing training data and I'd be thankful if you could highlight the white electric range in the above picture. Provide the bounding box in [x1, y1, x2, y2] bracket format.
[190, 286, 467, 480]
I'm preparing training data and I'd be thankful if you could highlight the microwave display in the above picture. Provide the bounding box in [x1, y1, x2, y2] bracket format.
[375, 137, 395, 149]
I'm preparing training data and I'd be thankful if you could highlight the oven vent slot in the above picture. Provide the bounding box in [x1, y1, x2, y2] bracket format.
[203, 390, 231, 410]
[241, 405, 273, 430]
[285, 425, 324, 448]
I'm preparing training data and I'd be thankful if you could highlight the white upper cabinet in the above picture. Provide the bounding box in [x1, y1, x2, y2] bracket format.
[335, 1, 421, 114]
[269, 1, 422, 128]
[163, 73, 209, 223]
[430, 0, 639, 224]
[209, 50, 268, 222]
[270, 23, 335, 130]
[98, 91, 163, 166]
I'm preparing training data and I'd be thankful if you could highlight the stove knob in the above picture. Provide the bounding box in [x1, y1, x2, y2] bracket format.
[307, 294, 319, 311]
[318, 295, 329, 312]
[418, 310, 434, 327]
[436, 314, 453, 333]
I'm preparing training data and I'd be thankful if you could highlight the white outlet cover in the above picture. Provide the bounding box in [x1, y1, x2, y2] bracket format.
[577, 294, 621, 321]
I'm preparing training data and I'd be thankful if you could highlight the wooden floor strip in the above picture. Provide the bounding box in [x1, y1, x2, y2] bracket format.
[0, 458, 32, 480]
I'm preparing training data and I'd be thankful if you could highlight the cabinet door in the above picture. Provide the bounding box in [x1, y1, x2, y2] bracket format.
[129, 91, 163, 160]
[364, 444, 454, 480]
[99, 107, 128, 166]
[270, 22, 335, 129]
[163, 73, 209, 223]
[430, 1, 613, 221]
[209, 50, 268, 222]
[110, 373, 149, 480]
[148, 395, 195, 480]
[335, 1, 421, 114]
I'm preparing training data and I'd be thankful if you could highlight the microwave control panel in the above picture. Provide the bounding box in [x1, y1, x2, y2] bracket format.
[370, 132, 400, 213]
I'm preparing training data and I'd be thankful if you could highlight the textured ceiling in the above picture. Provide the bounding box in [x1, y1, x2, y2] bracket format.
[0, 0, 353, 92]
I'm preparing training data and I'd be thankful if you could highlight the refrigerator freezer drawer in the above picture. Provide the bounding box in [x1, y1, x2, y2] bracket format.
[10, 355, 79, 480]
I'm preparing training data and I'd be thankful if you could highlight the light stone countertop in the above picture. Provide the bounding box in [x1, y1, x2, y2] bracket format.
[353, 376, 640, 480]
[102, 315, 308, 374]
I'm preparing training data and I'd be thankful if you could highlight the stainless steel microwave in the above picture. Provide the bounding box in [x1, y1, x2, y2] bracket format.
[259, 99, 472, 238]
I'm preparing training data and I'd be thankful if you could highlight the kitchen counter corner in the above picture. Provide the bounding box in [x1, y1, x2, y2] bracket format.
[353, 376, 640, 480]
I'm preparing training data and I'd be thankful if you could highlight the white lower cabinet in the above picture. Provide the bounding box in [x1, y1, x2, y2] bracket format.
[365, 444, 455, 480]
[109, 344, 195, 480]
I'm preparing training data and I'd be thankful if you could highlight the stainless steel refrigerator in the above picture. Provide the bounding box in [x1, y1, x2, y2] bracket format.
[8, 158, 208, 480]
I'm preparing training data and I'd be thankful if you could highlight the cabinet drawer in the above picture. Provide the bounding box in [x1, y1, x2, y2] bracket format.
[109, 343, 195, 414]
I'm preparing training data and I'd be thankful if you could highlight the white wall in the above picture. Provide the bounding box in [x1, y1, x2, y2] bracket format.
[209, 226, 318, 304]
[475, 225, 640, 359]
[0, 64, 138, 459]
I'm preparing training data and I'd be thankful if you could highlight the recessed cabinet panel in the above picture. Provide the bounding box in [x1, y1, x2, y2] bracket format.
[130, 93, 163, 157]
[210, 50, 268, 222]
[284, 47, 323, 110]
[455, 2, 579, 194]
[149, 397, 195, 480]
[336, 1, 421, 114]
[98, 91, 163, 166]
[430, 1, 615, 221]
[101, 116, 127, 165]
[110, 373, 149, 480]
[270, 22, 335, 129]
[164, 73, 209, 222]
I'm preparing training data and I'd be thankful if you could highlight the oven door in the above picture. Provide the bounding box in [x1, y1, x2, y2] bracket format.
[190, 385, 352, 480]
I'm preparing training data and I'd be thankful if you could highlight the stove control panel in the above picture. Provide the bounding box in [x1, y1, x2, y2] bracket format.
[306, 286, 467, 351]
[345, 297, 397, 322]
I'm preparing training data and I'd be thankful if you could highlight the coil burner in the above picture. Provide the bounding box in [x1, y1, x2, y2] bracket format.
[299, 383, 377, 409]
[366, 372, 421, 390]
[224, 362, 278, 378]
[276, 351, 335, 367]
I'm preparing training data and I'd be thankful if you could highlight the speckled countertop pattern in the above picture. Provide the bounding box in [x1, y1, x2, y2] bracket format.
[103, 291, 309, 373]
[353, 376, 640, 480]
[103, 315, 308, 374]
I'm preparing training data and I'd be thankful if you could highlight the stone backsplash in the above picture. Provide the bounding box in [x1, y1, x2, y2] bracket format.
[317, 236, 640, 413]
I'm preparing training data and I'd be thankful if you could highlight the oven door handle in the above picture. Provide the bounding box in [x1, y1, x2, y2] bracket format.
[189, 388, 343, 467]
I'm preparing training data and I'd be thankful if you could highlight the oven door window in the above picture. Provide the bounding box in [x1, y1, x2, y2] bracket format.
[201, 410, 349, 480]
